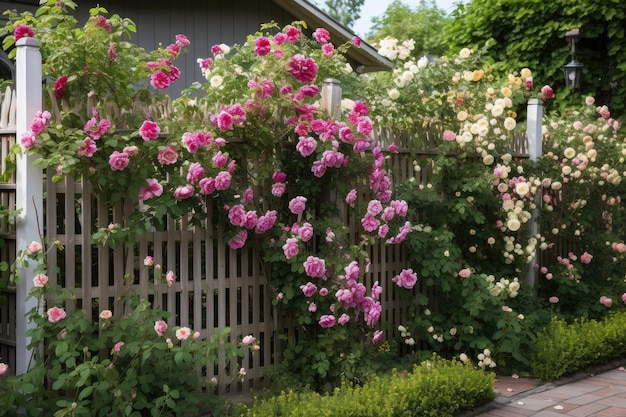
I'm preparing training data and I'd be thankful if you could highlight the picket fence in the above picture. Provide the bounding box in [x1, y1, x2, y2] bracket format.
[0, 39, 539, 396]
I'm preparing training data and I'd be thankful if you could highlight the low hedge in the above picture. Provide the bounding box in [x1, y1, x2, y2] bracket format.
[239, 356, 496, 417]
[531, 311, 626, 381]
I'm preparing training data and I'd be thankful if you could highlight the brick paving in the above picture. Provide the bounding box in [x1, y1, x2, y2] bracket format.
[460, 361, 626, 417]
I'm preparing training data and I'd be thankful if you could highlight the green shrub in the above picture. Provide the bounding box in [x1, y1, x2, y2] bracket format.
[240, 356, 496, 417]
[531, 311, 626, 381]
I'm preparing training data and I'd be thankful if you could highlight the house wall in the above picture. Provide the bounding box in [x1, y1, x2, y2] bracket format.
[76, 0, 298, 97]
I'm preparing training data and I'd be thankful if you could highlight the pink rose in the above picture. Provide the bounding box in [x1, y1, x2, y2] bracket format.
[47, 306, 67, 323]
[158, 145, 178, 165]
[282, 238, 299, 259]
[228, 230, 248, 249]
[154, 320, 168, 336]
[227, 204, 246, 227]
[0, 362, 8, 375]
[199, 177, 216, 195]
[580, 252, 593, 264]
[272, 182, 286, 197]
[458, 268, 471, 278]
[303, 256, 326, 278]
[312, 28, 330, 44]
[174, 184, 194, 199]
[298, 222, 314, 242]
[372, 330, 383, 344]
[214, 171, 232, 190]
[175, 326, 191, 340]
[216, 111, 234, 131]
[54, 75, 69, 99]
[99, 310, 112, 319]
[113, 341, 124, 352]
[14, 24, 34, 41]
[166, 271, 176, 287]
[288, 196, 307, 215]
[300, 282, 317, 297]
[139, 120, 160, 140]
[144, 256, 154, 266]
[186, 162, 205, 184]
[20, 130, 37, 149]
[338, 313, 350, 325]
[242, 335, 256, 345]
[361, 213, 380, 233]
[285, 26, 301, 43]
[549, 296, 559, 304]
[33, 273, 48, 287]
[600, 296, 613, 307]
[212, 151, 228, 168]
[319, 314, 336, 328]
[443, 130, 456, 141]
[254, 36, 271, 56]
[109, 151, 129, 171]
[288, 54, 318, 83]
[150, 71, 170, 90]
[255, 210, 277, 234]
[28, 241, 42, 253]
[345, 189, 357, 205]
[392, 269, 417, 289]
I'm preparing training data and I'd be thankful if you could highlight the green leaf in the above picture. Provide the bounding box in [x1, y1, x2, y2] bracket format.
[55, 341, 69, 356]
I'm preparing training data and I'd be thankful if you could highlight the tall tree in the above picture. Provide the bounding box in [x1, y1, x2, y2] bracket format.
[323, 0, 365, 28]
[367, 0, 451, 58]
[445, 0, 626, 114]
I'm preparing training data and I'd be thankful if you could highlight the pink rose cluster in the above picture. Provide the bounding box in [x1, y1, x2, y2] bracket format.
[226, 202, 278, 249]
[147, 35, 189, 90]
[392, 268, 418, 289]
[20, 110, 51, 150]
[332, 262, 384, 327]
[211, 104, 247, 132]
[360, 198, 409, 243]
[78, 109, 112, 157]
[600, 296, 613, 308]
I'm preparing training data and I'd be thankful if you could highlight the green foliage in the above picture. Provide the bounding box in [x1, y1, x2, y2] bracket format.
[322, 0, 365, 28]
[367, 0, 451, 57]
[240, 356, 495, 417]
[531, 312, 626, 381]
[0, 257, 249, 416]
[446, 0, 626, 115]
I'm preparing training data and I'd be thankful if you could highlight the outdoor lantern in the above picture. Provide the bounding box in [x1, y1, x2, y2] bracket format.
[562, 29, 584, 89]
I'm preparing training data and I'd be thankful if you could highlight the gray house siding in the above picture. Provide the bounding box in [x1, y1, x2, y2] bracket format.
[77, 0, 298, 96]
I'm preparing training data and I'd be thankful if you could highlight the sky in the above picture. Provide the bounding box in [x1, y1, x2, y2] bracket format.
[352, 0, 465, 36]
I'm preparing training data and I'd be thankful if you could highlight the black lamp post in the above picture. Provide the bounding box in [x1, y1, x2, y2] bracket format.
[562, 28, 584, 89]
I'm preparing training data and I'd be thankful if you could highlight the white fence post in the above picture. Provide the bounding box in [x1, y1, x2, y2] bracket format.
[321, 78, 342, 119]
[525, 98, 543, 288]
[15, 37, 43, 375]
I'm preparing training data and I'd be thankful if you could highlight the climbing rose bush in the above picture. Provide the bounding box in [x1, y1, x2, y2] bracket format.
[5, 1, 414, 390]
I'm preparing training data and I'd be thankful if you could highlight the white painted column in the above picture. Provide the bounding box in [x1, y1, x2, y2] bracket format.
[15, 37, 43, 375]
[525, 98, 543, 288]
[321, 78, 342, 119]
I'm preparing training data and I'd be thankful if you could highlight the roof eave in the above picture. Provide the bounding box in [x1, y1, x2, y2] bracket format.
[272, 0, 393, 72]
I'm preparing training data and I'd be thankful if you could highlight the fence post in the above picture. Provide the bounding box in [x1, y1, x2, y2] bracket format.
[525, 98, 543, 288]
[15, 37, 43, 375]
[321, 78, 342, 119]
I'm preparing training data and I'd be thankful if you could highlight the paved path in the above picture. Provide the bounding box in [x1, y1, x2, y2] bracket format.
[461, 362, 626, 417]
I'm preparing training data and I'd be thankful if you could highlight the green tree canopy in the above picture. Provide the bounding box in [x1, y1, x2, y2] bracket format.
[367, 0, 451, 58]
[323, 0, 365, 28]
[445, 0, 626, 115]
